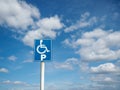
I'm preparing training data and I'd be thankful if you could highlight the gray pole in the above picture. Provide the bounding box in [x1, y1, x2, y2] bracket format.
[40, 61, 45, 90]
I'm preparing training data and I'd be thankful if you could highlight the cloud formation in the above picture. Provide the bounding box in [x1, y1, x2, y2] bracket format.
[22, 59, 33, 63]
[2, 80, 27, 85]
[54, 57, 79, 70]
[90, 63, 119, 74]
[90, 75, 120, 90]
[8, 55, 17, 61]
[22, 15, 63, 47]
[64, 12, 97, 32]
[0, 0, 63, 47]
[0, 0, 40, 30]
[0, 68, 9, 73]
[64, 28, 120, 61]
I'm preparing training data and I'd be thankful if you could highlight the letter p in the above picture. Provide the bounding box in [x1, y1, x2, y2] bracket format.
[41, 54, 46, 61]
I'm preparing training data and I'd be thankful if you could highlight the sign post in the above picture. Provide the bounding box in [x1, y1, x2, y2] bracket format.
[34, 40, 52, 90]
[40, 61, 45, 90]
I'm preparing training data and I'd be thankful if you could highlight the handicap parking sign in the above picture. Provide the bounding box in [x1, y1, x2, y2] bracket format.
[34, 40, 52, 61]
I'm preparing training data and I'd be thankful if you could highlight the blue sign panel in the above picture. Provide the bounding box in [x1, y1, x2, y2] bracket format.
[34, 40, 51, 61]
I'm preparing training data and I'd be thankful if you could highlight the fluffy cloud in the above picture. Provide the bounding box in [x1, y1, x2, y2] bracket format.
[64, 12, 97, 32]
[8, 55, 17, 61]
[90, 63, 119, 74]
[0, 68, 9, 73]
[64, 28, 120, 61]
[22, 15, 63, 47]
[0, 0, 40, 30]
[0, 0, 63, 47]
[54, 57, 79, 70]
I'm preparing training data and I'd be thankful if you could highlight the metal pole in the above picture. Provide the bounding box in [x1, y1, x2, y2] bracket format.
[40, 61, 45, 90]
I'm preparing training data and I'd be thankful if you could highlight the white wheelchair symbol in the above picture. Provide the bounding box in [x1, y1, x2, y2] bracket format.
[36, 40, 50, 54]
[36, 40, 50, 61]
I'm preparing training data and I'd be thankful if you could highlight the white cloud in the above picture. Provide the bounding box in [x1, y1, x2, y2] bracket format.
[54, 62, 73, 70]
[22, 59, 33, 63]
[104, 77, 114, 82]
[1, 80, 29, 86]
[91, 76, 120, 85]
[0, 0, 64, 47]
[8, 55, 17, 61]
[82, 28, 107, 38]
[64, 28, 120, 61]
[90, 63, 119, 74]
[0, 68, 9, 73]
[91, 76, 108, 82]
[79, 62, 89, 72]
[54, 57, 79, 70]
[66, 57, 79, 64]
[0, 0, 40, 30]
[2, 80, 11, 84]
[0, 80, 41, 90]
[22, 15, 63, 47]
[14, 81, 26, 85]
[37, 16, 63, 30]
[64, 12, 97, 32]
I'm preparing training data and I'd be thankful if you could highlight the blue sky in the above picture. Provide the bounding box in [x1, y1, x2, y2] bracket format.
[0, 0, 120, 90]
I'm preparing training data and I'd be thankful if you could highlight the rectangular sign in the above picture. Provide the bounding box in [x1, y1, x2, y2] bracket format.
[34, 40, 51, 61]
